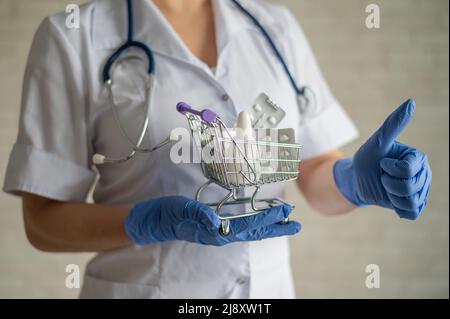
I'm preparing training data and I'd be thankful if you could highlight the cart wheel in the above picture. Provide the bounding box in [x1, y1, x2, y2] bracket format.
[219, 220, 230, 236]
[280, 217, 289, 225]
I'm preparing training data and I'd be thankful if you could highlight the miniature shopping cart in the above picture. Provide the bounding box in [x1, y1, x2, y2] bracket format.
[176, 102, 302, 235]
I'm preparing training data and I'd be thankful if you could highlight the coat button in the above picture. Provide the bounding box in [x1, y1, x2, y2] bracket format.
[236, 278, 247, 285]
[221, 94, 230, 101]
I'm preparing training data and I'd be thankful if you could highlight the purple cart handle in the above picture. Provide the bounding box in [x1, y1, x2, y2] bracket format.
[176, 102, 218, 125]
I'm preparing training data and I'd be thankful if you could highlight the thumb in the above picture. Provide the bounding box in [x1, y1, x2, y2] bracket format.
[368, 99, 416, 155]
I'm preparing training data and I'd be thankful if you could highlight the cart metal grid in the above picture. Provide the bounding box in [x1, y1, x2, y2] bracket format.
[177, 102, 302, 235]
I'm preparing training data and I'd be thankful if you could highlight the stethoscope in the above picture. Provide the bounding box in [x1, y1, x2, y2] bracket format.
[92, 0, 316, 165]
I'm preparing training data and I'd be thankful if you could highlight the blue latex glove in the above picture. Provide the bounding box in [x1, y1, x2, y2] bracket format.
[333, 99, 432, 220]
[125, 196, 301, 246]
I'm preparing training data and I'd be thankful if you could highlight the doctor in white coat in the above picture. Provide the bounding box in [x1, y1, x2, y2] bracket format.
[3, 0, 431, 298]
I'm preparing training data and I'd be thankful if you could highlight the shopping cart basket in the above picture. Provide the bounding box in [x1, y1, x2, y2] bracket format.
[176, 102, 302, 235]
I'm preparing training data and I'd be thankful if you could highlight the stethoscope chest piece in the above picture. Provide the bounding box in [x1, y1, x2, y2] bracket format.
[297, 86, 317, 118]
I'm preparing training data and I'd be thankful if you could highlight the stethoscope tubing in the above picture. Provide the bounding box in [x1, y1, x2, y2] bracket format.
[95, 0, 315, 165]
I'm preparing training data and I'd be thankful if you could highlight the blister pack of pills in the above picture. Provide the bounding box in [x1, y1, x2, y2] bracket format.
[246, 93, 286, 129]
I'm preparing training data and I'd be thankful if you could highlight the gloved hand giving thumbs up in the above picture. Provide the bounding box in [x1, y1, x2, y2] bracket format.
[333, 99, 432, 220]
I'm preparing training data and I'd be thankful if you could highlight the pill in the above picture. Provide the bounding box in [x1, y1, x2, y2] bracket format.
[268, 116, 277, 125]
[280, 134, 289, 142]
[253, 103, 262, 112]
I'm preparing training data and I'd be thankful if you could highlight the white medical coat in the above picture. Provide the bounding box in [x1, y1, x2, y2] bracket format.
[3, 0, 358, 298]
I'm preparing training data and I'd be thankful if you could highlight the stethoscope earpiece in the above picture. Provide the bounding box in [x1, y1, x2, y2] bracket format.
[92, 153, 106, 165]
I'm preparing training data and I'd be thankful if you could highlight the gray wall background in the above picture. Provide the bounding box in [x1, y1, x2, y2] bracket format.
[0, 0, 448, 298]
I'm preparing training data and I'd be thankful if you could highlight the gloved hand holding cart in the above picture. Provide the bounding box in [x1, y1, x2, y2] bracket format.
[176, 101, 302, 235]
[125, 95, 303, 245]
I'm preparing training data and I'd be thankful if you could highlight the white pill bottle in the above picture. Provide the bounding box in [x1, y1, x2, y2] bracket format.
[226, 111, 261, 186]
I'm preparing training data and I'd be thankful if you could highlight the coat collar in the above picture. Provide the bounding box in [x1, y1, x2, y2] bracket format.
[93, 0, 283, 65]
